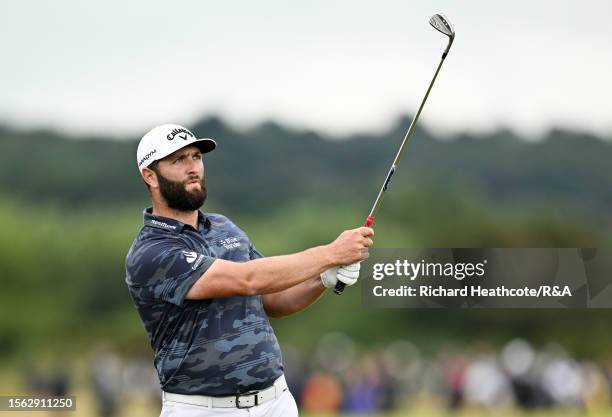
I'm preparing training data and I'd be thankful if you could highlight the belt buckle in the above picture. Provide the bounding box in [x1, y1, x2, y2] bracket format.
[235, 391, 259, 409]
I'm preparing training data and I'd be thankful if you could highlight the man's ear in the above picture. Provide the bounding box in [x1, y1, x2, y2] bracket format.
[142, 167, 158, 189]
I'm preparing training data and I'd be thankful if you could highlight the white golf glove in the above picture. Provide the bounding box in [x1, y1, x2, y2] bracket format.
[320, 262, 361, 289]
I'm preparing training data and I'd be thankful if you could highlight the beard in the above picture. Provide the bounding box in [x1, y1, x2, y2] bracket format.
[157, 171, 207, 212]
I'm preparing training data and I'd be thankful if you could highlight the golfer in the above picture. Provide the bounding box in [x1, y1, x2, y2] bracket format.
[125, 123, 373, 416]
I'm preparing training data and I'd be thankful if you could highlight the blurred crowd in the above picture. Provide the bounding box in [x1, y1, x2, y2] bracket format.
[16, 337, 612, 415]
[284, 335, 612, 413]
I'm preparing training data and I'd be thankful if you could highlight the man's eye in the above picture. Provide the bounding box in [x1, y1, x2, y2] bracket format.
[194, 154, 202, 160]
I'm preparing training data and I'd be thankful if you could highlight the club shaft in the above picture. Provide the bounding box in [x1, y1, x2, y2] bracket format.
[368, 54, 447, 219]
[334, 45, 451, 296]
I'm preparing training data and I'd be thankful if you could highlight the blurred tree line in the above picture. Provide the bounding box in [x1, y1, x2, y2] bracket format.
[0, 116, 611, 362]
[1, 116, 611, 223]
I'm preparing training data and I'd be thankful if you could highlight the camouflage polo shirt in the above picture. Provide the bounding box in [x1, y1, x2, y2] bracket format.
[125, 208, 283, 396]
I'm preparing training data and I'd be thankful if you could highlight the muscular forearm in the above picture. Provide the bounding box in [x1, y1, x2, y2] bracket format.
[187, 245, 335, 299]
[263, 275, 326, 318]
[244, 246, 333, 294]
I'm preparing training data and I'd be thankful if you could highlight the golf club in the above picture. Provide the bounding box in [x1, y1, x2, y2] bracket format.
[334, 13, 455, 295]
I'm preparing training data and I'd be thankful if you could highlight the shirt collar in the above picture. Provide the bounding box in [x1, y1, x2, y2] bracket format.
[143, 207, 210, 233]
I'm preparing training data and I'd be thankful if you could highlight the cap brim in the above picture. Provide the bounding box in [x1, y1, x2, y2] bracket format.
[193, 138, 217, 154]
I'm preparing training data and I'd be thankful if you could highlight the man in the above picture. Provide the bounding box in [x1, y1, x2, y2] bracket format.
[125, 123, 374, 417]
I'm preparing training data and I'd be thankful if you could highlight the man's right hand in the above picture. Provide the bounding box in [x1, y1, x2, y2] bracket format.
[326, 227, 374, 266]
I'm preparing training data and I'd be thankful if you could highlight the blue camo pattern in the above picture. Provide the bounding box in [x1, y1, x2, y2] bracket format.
[125, 208, 283, 395]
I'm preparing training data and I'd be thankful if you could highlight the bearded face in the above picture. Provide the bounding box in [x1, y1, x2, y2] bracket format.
[155, 168, 207, 212]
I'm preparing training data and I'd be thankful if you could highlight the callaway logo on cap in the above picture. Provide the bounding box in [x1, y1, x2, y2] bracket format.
[137, 123, 217, 171]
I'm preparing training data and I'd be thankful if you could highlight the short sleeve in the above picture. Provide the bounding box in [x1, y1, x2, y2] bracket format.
[249, 243, 264, 260]
[126, 239, 215, 306]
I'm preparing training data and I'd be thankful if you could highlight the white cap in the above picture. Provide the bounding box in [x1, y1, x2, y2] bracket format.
[137, 123, 216, 171]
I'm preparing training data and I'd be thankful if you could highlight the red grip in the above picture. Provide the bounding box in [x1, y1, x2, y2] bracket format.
[363, 215, 375, 227]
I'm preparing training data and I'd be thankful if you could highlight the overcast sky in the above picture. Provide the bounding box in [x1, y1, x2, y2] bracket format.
[1, 1, 611, 139]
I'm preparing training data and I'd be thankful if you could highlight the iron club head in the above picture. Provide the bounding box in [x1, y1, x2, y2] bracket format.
[429, 14, 455, 58]
[429, 14, 455, 38]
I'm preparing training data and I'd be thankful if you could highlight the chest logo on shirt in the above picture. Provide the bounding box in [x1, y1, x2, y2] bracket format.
[220, 237, 241, 250]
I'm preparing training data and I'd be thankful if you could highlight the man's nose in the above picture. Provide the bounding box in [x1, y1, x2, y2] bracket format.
[186, 158, 203, 175]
